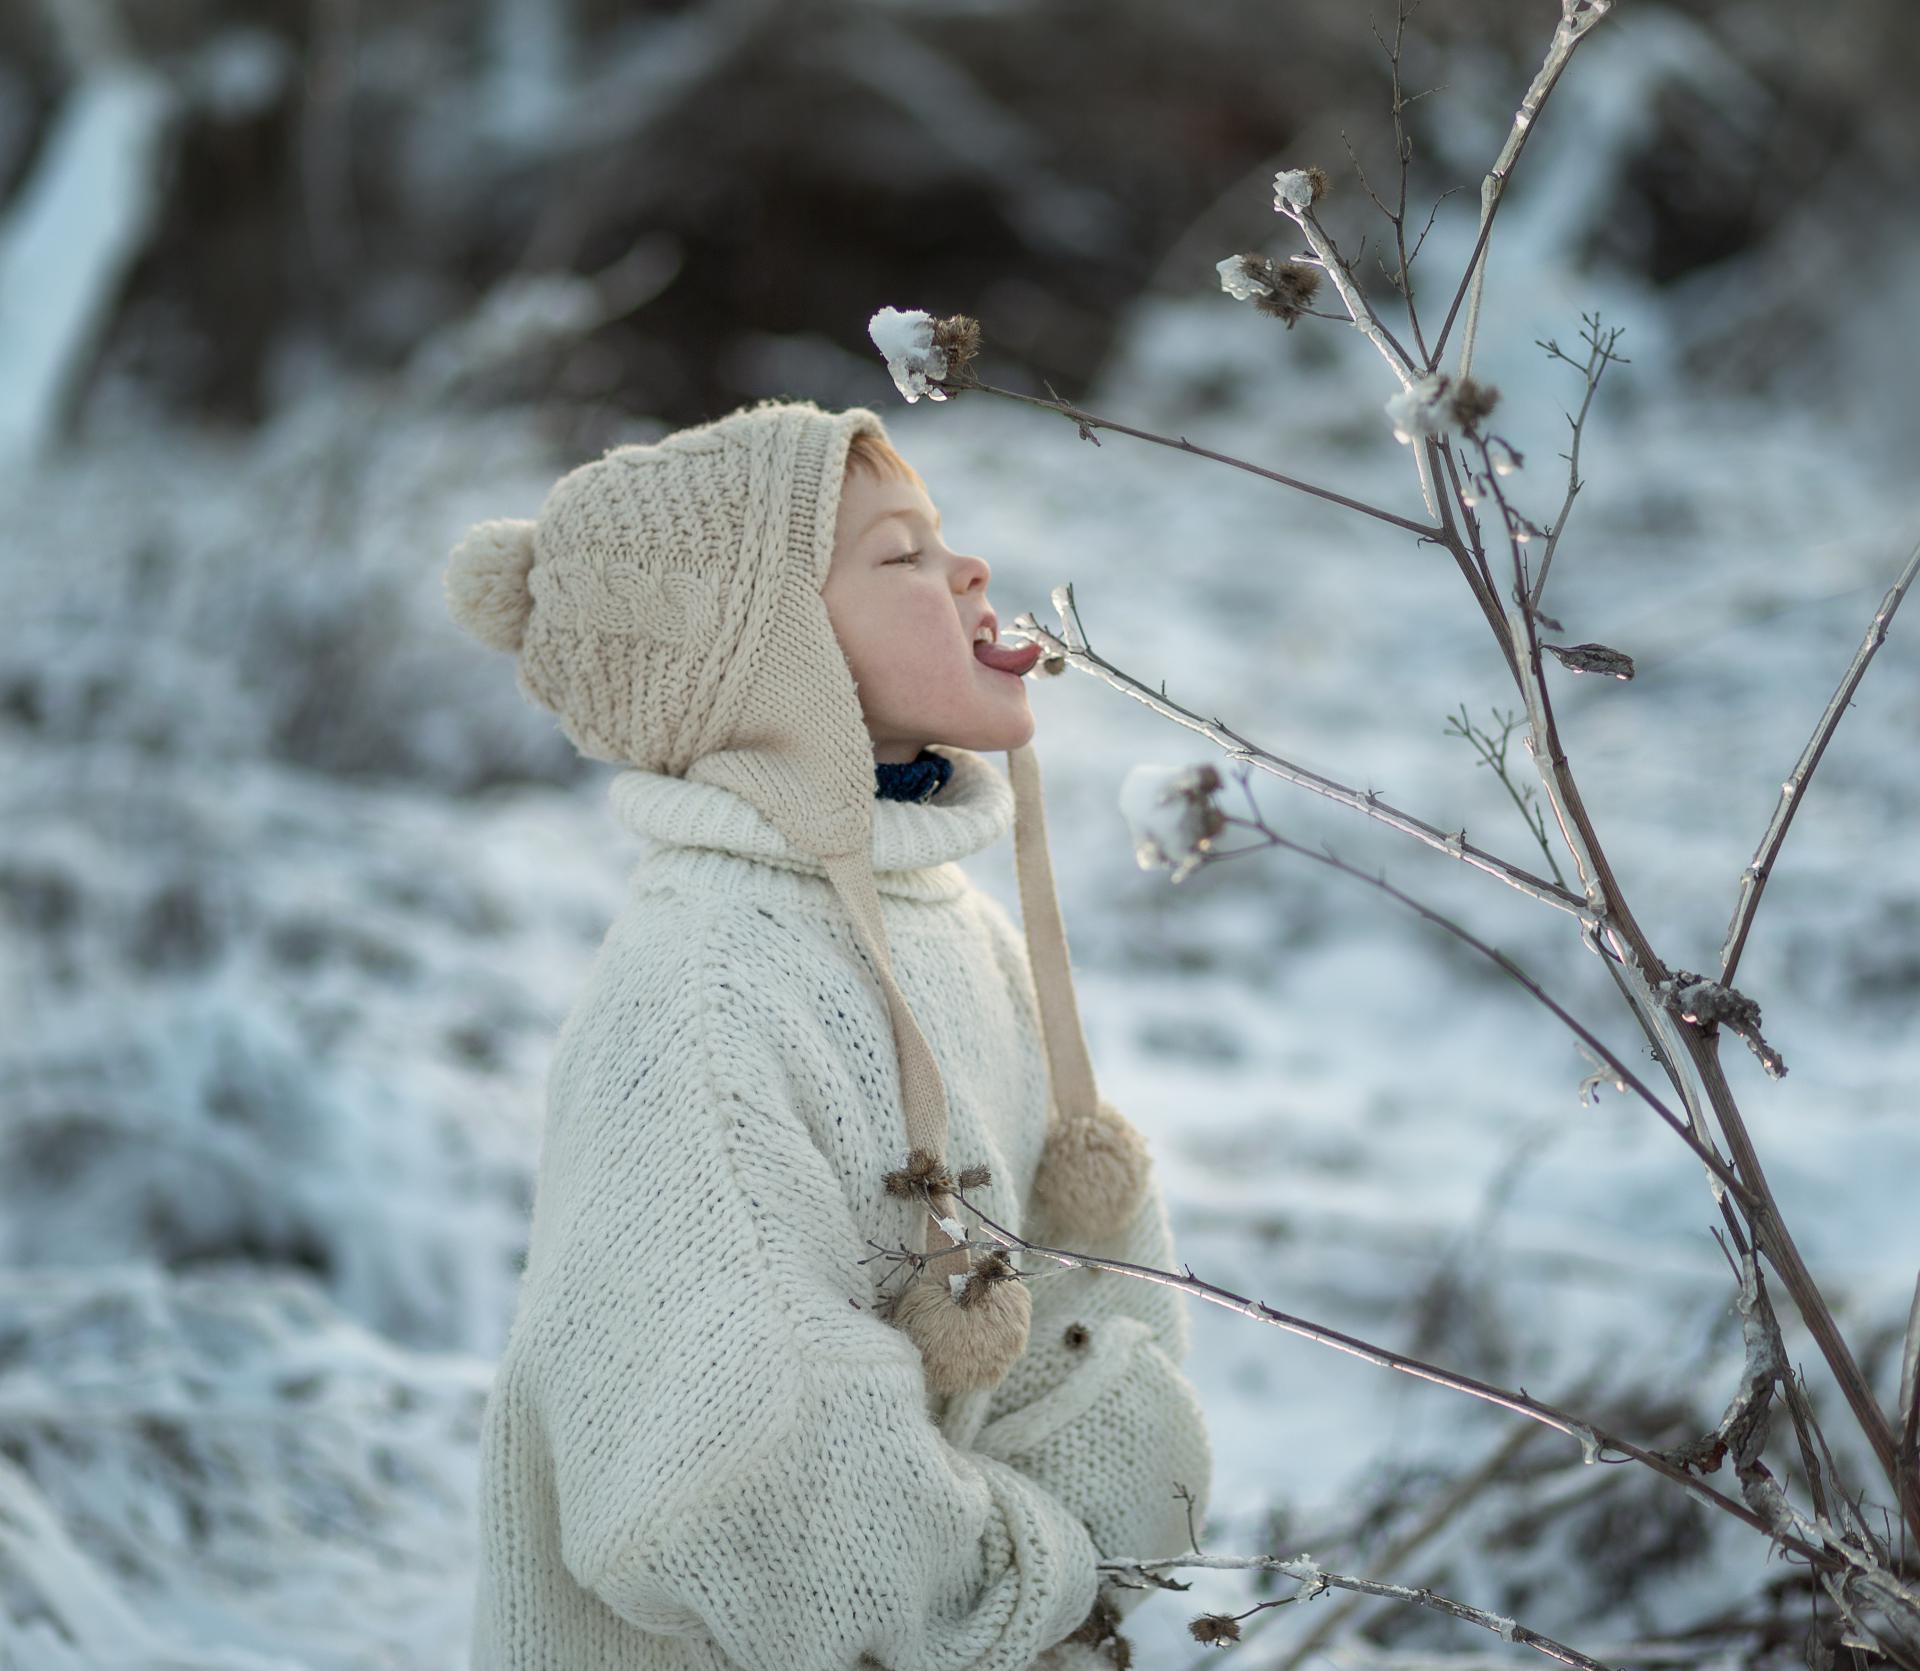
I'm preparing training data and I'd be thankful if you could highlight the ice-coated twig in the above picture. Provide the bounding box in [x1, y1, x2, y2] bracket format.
[1719, 534, 1920, 988]
[1264, 1419, 1557, 1671]
[1006, 608, 1590, 921]
[1106, 1555, 1592, 1669]
[1447, 0, 1614, 380]
[1272, 169, 1441, 519]
[1272, 173, 1417, 387]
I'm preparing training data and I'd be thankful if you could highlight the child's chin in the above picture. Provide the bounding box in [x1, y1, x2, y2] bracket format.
[957, 704, 1037, 754]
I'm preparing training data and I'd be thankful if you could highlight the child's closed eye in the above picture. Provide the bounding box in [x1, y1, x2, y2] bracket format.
[887, 552, 921, 565]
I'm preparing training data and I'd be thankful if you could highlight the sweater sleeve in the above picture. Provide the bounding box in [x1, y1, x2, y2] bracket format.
[514, 903, 1101, 1671]
[974, 1163, 1214, 1626]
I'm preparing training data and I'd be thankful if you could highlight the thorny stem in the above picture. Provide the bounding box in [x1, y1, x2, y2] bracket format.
[1111, 1552, 1615, 1671]
[955, 375, 1441, 540]
[939, 1192, 1823, 1562]
[1719, 535, 1920, 988]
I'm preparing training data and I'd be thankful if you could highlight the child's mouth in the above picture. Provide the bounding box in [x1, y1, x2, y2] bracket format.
[973, 638, 1044, 677]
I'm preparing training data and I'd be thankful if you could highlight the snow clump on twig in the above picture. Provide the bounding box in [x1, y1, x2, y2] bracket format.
[1270, 167, 1329, 212]
[868, 307, 949, 403]
[1120, 762, 1226, 884]
[1384, 371, 1500, 445]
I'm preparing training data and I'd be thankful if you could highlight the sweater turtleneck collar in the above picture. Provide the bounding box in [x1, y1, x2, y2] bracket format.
[608, 744, 1012, 879]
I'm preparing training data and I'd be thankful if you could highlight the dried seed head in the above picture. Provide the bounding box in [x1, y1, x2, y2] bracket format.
[1541, 641, 1635, 681]
[1448, 376, 1500, 431]
[1189, 1613, 1244, 1645]
[955, 1163, 992, 1190]
[955, 1246, 1020, 1307]
[1252, 260, 1323, 328]
[1039, 652, 1068, 677]
[1067, 1593, 1123, 1646]
[932, 314, 981, 383]
[883, 1147, 953, 1198]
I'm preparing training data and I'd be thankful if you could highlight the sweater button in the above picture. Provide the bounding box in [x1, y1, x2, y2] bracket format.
[1062, 1322, 1090, 1350]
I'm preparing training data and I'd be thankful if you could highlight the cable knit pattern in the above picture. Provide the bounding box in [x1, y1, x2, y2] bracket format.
[467, 749, 1212, 1670]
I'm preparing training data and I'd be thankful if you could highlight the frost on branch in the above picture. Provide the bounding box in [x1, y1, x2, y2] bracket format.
[866, 308, 980, 404]
[1120, 762, 1226, 883]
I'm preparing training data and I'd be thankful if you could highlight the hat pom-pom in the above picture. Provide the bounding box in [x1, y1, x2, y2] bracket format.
[890, 1251, 1033, 1397]
[444, 518, 537, 653]
[1031, 1096, 1152, 1240]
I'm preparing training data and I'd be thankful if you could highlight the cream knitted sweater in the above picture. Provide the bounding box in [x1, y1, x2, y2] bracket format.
[468, 747, 1213, 1671]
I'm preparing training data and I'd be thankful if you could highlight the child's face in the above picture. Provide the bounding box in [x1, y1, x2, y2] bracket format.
[824, 465, 1035, 765]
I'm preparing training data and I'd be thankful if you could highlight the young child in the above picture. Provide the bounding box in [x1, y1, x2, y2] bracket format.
[445, 398, 1212, 1671]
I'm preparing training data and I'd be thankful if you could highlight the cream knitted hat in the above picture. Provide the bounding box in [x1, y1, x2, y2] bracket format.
[443, 396, 1150, 1397]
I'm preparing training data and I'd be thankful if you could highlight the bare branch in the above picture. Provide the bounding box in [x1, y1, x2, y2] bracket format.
[1434, 0, 1614, 377]
[949, 374, 1441, 539]
[937, 1191, 1807, 1554]
[1529, 312, 1628, 612]
[1005, 609, 1589, 920]
[1117, 1551, 1616, 1670]
[1719, 534, 1920, 987]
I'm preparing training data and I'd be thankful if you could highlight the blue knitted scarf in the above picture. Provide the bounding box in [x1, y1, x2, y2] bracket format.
[873, 747, 954, 804]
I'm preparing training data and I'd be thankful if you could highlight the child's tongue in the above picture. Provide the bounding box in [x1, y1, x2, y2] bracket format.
[974, 638, 1044, 676]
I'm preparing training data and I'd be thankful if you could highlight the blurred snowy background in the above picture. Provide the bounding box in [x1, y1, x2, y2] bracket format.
[2, 0, 1917, 1666]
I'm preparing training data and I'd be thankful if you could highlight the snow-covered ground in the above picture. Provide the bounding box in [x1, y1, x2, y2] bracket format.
[4, 13, 1918, 1668]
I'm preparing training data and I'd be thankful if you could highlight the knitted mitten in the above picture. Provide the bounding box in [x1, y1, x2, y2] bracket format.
[1028, 1096, 1152, 1243]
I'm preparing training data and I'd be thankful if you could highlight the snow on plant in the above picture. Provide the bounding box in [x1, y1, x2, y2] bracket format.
[848, 0, 1920, 1658]
[866, 308, 986, 405]
[1119, 763, 1225, 883]
[1270, 166, 1328, 211]
[1384, 370, 1452, 444]
[1214, 253, 1323, 328]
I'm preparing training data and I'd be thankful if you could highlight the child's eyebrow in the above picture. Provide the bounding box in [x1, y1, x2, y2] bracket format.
[867, 507, 944, 538]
